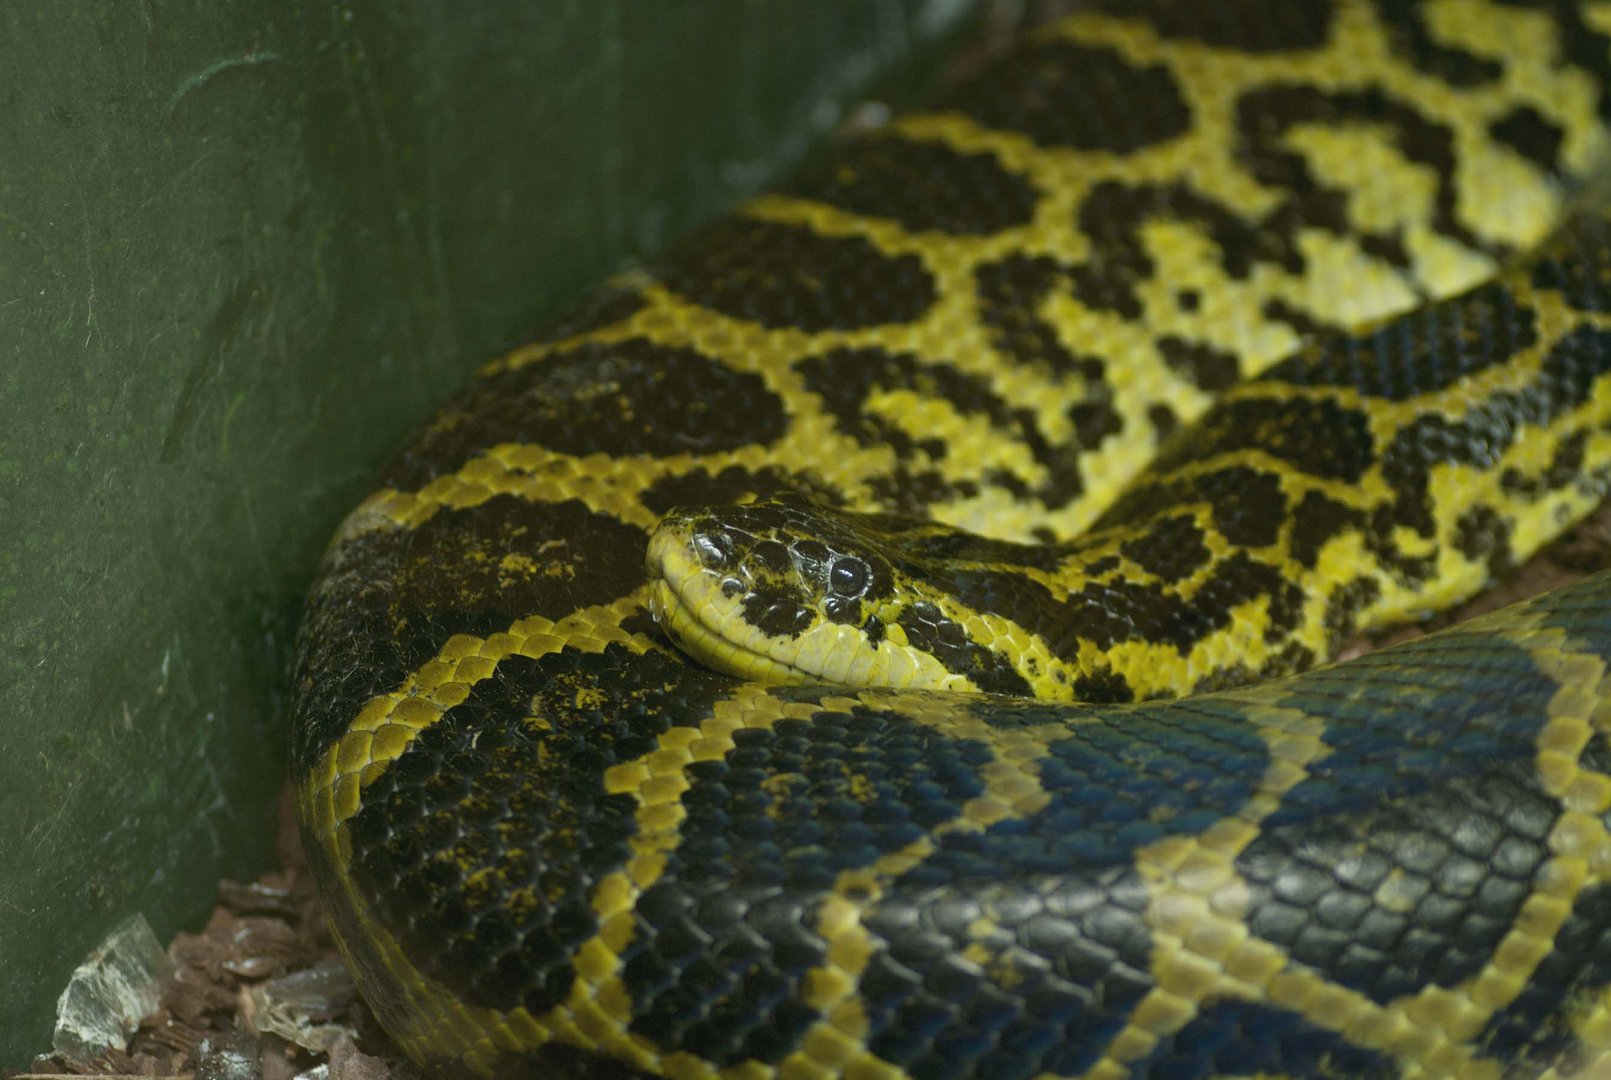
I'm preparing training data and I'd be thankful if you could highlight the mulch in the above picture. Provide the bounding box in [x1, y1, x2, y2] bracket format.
[12, 789, 415, 1080]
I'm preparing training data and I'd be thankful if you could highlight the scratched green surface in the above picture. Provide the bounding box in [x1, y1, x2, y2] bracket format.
[0, 0, 974, 1059]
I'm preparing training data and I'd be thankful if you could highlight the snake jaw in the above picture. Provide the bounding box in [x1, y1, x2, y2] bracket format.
[645, 519, 828, 683]
[646, 566, 821, 685]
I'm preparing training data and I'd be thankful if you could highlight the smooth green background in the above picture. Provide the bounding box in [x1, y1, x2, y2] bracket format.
[0, 1, 974, 1060]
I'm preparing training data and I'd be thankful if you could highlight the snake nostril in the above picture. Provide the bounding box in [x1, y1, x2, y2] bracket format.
[694, 532, 733, 569]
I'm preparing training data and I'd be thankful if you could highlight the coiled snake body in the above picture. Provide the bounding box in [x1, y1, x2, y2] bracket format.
[293, 4, 1611, 1076]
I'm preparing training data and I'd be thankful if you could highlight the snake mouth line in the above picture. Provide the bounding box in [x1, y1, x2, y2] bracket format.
[647, 574, 820, 686]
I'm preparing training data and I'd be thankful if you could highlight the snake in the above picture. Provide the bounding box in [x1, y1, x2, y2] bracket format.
[290, 3, 1611, 1077]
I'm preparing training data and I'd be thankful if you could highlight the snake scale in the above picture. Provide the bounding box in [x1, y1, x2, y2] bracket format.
[292, 3, 1611, 1077]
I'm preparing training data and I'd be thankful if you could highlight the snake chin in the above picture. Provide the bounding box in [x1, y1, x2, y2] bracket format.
[645, 566, 819, 685]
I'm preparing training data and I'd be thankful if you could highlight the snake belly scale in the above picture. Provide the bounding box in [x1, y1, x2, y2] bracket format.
[292, 3, 1611, 1077]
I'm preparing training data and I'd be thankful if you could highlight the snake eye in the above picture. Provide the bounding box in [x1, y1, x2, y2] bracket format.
[828, 557, 870, 598]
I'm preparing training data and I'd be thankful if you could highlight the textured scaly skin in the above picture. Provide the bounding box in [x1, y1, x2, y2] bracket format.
[292, 4, 1611, 1077]
[648, 234, 1611, 705]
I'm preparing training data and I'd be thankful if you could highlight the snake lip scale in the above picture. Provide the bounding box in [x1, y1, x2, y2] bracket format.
[646, 565, 819, 688]
[292, 3, 1611, 1077]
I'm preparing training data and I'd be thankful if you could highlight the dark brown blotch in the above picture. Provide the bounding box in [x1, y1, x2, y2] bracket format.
[741, 588, 816, 639]
[940, 40, 1191, 155]
[896, 602, 1031, 696]
[664, 217, 936, 332]
[380, 339, 789, 490]
[784, 135, 1039, 236]
[1095, 0, 1335, 51]
[291, 497, 649, 772]
[1120, 514, 1212, 584]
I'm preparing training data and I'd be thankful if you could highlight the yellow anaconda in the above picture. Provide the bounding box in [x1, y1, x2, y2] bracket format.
[292, 4, 1611, 1077]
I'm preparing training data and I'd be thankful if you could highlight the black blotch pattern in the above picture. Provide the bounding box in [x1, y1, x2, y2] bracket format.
[623, 708, 990, 1064]
[1072, 182, 1303, 320]
[867, 470, 981, 514]
[1135, 998, 1396, 1078]
[1159, 335, 1243, 391]
[1475, 728, 1611, 1068]
[509, 1042, 656, 1080]
[1242, 634, 1563, 1004]
[1120, 513, 1212, 583]
[939, 40, 1191, 154]
[938, 567, 1081, 656]
[1358, 229, 1415, 270]
[618, 608, 672, 649]
[1378, 323, 1611, 538]
[346, 646, 733, 1015]
[291, 497, 648, 772]
[1067, 394, 1125, 451]
[741, 588, 815, 638]
[1583, 731, 1611, 778]
[1072, 665, 1135, 704]
[1550, 430, 1590, 491]
[1258, 637, 1316, 678]
[849, 699, 1269, 1078]
[1100, 465, 1290, 549]
[1366, 500, 1439, 584]
[858, 869, 1155, 1079]
[1234, 84, 1480, 254]
[1289, 490, 1366, 569]
[792, 349, 1018, 454]
[1373, 0, 1504, 87]
[1148, 403, 1181, 441]
[1512, 0, 1611, 121]
[1504, 429, 1591, 497]
[1453, 504, 1515, 578]
[1245, 760, 1555, 1005]
[1265, 282, 1539, 401]
[1152, 395, 1376, 484]
[1203, 552, 1306, 642]
[969, 254, 1128, 476]
[975, 254, 1088, 376]
[665, 217, 936, 332]
[896, 602, 1032, 695]
[379, 339, 789, 490]
[640, 466, 837, 518]
[1083, 554, 1121, 576]
[942, 548, 1295, 669]
[1489, 105, 1566, 170]
[864, 615, 887, 647]
[1263, 297, 1348, 339]
[893, 525, 1069, 574]
[1323, 575, 1382, 650]
[1095, 0, 1335, 51]
[794, 347, 1084, 510]
[1531, 228, 1611, 312]
[1476, 880, 1611, 1071]
[969, 254, 1131, 473]
[783, 136, 1039, 235]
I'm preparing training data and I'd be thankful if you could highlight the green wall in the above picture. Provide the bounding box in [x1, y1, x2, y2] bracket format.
[0, 1, 972, 1059]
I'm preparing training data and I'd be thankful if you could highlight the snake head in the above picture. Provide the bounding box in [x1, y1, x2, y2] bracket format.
[647, 493, 975, 690]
